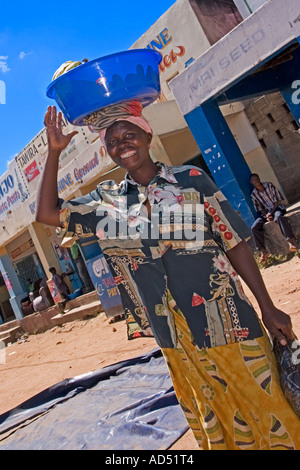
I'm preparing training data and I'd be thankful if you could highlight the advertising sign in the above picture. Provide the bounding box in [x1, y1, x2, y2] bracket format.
[47, 279, 64, 304]
[15, 114, 97, 196]
[86, 254, 122, 317]
[281, 80, 300, 127]
[56, 137, 114, 200]
[15, 128, 48, 195]
[1, 115, 112, 225]
[0, 159, 29, 221]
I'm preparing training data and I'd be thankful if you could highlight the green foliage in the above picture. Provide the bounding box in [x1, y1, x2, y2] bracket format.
[254, 251, 300, 270]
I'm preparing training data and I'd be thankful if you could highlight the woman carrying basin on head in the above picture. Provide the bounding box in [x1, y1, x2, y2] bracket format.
[36, 101, 300, 450]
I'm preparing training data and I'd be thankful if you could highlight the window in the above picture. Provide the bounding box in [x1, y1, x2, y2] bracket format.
[259, 138, 267, 148]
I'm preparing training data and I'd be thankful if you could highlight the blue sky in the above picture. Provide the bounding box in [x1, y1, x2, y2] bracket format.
[0, 0, 175, 176]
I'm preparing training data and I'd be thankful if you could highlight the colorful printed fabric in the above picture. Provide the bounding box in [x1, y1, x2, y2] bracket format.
[83, 100, 144, 132]
[163, 292, 300, 450]
[83, 100, 153, 144]
[58, 162, 300, 447]
[59, 163, 262, 349]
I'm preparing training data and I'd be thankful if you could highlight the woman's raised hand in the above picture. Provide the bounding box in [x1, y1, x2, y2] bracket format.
[44, 106, 78, 152]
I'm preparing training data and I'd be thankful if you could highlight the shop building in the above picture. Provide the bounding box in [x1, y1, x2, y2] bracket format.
[0, 0, 299, 324]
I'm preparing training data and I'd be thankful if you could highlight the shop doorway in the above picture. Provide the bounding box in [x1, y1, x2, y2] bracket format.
[15, 253, 45, 294]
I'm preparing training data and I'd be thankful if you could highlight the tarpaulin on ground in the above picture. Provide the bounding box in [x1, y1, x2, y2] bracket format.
[0, 348, 188, 450]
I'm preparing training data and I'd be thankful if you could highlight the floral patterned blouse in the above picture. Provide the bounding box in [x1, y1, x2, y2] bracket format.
[59, 163, 263, 349]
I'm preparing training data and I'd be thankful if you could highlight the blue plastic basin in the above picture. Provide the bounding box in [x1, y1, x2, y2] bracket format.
[46, 49, 162, 126]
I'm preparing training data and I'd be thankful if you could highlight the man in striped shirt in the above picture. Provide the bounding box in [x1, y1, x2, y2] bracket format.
[250, 174, 297, 261]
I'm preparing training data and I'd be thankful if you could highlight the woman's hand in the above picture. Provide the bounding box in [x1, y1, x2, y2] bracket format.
[226, 241, 295, 346]
[36, 106, 77, 227]
[44, 106, 78, 152]
[261, 306, 295, 345]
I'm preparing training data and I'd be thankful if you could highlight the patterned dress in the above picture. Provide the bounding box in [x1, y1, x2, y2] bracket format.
[58, 163, 300, 450]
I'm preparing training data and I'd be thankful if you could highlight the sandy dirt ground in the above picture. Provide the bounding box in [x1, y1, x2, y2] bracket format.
[0, 254, 300, 450]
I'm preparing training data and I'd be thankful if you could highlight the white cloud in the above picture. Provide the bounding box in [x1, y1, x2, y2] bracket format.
[0, 56, 10, 73]
[19, 51, 33, 60]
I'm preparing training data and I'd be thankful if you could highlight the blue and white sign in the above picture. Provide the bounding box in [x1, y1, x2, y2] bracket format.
[170, 0, 300, 115]
[281, 79, 300, 126]
[86, 254, 122, 314]
[0, 160, 28, 221]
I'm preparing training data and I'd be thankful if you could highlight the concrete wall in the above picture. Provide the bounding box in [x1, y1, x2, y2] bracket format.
[222, 102, 284, 199]
[188, 0, 243, 45]
[244, 92, 300, 204]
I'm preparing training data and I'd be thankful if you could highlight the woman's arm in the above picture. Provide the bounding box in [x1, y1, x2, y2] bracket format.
[36, 106, 78, 226]
[226, 240, 294, 345]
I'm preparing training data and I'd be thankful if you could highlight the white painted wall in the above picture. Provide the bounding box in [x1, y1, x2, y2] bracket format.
[131, 0, 211, 101]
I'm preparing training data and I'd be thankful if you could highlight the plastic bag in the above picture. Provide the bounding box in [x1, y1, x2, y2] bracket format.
[273, 338, 300, 418]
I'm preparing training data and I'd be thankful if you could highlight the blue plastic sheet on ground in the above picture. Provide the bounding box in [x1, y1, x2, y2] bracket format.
[0, 348, 188, 450]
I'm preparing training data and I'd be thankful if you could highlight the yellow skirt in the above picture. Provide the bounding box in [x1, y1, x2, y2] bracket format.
[162, 299, 300, 450]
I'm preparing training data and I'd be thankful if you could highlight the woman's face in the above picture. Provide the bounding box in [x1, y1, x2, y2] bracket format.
[105, 120, 152, 173]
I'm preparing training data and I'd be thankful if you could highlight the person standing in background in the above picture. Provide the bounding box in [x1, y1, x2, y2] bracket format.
[49, 266, 70, 301]
[70, 242, 94, 293]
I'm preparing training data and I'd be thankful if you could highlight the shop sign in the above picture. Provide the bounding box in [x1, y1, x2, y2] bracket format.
[0, 160, 29, 221]
[169, 0, 300, 115]
[57, 151, 101, 195]
[15, 119, 95, 196]
[281, 80, 300, 126]
[15, 128, 48, 196]
[132, 1, 211, 101]
[57, 140, 111, 197]
[146, 27, 172, 51]
[159, 46, 186, 73]
[145, 27, 186, 74]
[86, 255, 122, 312]
[10, 238, 34, 260]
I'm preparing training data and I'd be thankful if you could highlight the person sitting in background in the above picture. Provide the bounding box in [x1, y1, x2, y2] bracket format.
[250, 173, 297, 262]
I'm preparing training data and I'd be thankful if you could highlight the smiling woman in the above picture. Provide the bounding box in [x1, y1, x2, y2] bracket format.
[35, 99, 300, 449]
[104, 120, 156, 186]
